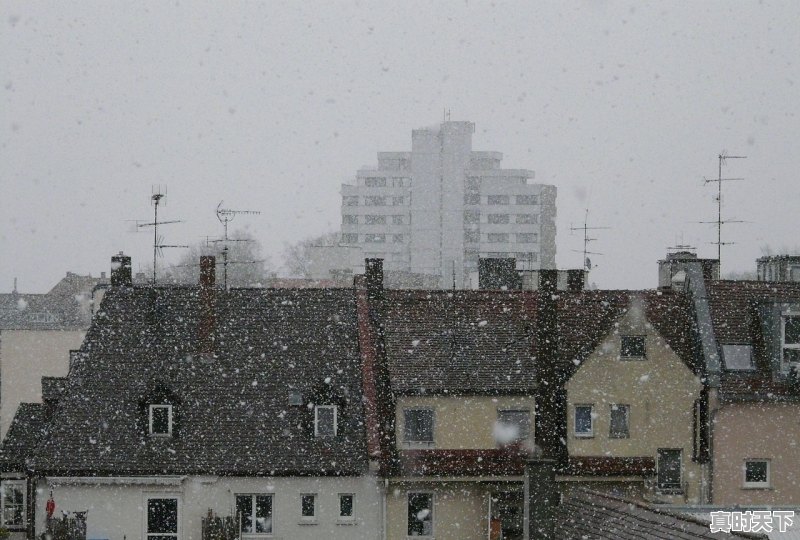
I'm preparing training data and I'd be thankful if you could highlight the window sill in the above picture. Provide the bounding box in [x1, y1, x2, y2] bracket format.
[574, 434, 594, 439]
[742, 485, 773, 490]
[298, 520, 318, 525]
[336, 520, 356, 526]
[656, 488, 684, 495]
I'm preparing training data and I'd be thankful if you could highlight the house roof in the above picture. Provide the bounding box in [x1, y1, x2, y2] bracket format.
[383, 290, 537, 394]
[22, 285, 368, 476]
[0, 403, 47, 472]
[0, 273, 103, 330]
[556, 488, 767, 539]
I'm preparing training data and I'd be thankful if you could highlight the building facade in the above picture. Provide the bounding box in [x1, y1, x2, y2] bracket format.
[340, 120, 556, 289]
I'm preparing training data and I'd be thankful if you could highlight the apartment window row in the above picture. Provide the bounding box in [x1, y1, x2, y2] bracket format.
[573, 403, 629, 438]
[362, 176, 410, 187]
[345, 196, 406, 207]
[464, 232, 541, 245]
[402, 408, 530, 447]
[464, 195, 539, 206]
[237, 493, 356, 531]
[343, 215, 407, 225]
[342, 233, 404, 244]
[481, 252, 539, 262]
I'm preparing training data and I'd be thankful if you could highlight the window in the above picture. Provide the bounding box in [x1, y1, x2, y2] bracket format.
[364, 177, 386, 187]
[236, 494, 272, 535]
[782, 315, 800, 367]
[407, 492, 433, 536]
[288, 390, 303, 406]
[300, 494, 316, 520]
[392, 215, 405, 225]
[488, 214, 509, 224]
[464, 231, 479, 243]
[574, 405, 593, 437]
[517, 252, 538, 262]
[365, 215, 386, 225]
[743, 460, 770, 488]
[343, 196, 359, 207]
[149, 404, 173, 437]
[365, 196, 386, 206]
[1, 480, 25, 528]
[392, 196, 405, 206]
[496, 409, 531, 444]
[621, 336, 646, 358]
[464, 210, 480, 224]
[404, 408, 434, 444]
[315, 405, 337, 437]
[364, 234, 386, 243]
[393, 234, 404, 243]
[516, 233, 537, 243]
[488, 195, 510, 205]
[338, 494, 354, 521]
[722, 344, 754, 371]
[487, 233, 509, 243]
[516, 194, 538, 205]
[147, 497, 179, 540]
[516, 214, 538, 224]
[657, 449, 682, 491]
[342, 214, 358, 225]
[391, 177, 408, 187]
[341, 233, 358, 244]
[609, 404, 630, 438]
[464, 193, 480, 205]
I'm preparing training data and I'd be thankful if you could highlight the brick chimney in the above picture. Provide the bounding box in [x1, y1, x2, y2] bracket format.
[566, 269, 585, 292]
[110, 252, 132, 287]
[198, 256, 216, 355]
[365, 258, 384, 301]
[526, 458, 558, 538]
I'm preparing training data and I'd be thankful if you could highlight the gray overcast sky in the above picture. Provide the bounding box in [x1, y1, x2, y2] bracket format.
[2, 1, 798, 292]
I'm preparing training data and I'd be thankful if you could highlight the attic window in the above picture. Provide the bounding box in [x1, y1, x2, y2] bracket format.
[781, 315, 800, 369]
[722, 344, 754, 371]
[149, 404, 173, 437]
[620, 336, 646, 359]
[288, 390, 303, 406]
[314, 405, 337, 438]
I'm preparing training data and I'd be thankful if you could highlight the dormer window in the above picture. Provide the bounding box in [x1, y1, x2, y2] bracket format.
[149, 404, 173, 437]
[620, 335, 646, 359]
[314, 405, 337, 438]
[781, 315, 800, 369]
[722, 344, 754, 371]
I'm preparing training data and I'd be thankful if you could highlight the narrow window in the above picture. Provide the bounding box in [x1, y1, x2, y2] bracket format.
[620, 336, 646, 359]
[338, 494, 354, 521]
[496, 409, 531, 444]
[235, 494, 273, 534]
[782, 315, 800, 367]
[657, 449, 682, 491]
[743, 460, 770, 488]
[403, 409, 434, 444]
[300, 494, 316, 520]
[407, 492, 433, 536]
[0, 480, 25, 528]
[147, 497, 179, 540]
[574, 405, 593, 437]
[609, 404, 630, 438]
[315, 405, 337, 437]
[149, 404, 173, 437]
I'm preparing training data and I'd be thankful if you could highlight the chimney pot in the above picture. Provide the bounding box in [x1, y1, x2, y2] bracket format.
[200, 256, 216, 288]
[110, 253, 133, 287]
[365, 258, 384, 299]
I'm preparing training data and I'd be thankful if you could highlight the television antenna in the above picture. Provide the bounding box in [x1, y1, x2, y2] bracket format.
[134, 187, 188, 284]
[700, 151, 747, 271]
[207, 201, 262, 289]
[569, 209, 610, 271]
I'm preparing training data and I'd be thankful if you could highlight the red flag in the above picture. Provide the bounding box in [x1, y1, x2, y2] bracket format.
[46, 490, 55, 518]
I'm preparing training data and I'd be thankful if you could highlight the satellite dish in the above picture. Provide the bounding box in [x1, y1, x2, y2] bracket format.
[586, 257, 592, 270]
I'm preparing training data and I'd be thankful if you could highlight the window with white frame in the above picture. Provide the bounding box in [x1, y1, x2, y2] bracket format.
[235, 494, 273, 535]
[403, 408, 434, 444]
[146, 496, 179, 540]
[149, 404, 173, 437]
[1, 480, 25, 528]
[338, 494, 354, 521]
[315, 405, 337, 437]
[300, 494, 316, 520]
[407, 492, 433, 536]
[781, 315, 800, 368]
[609, 404, 630, 439]
[743, 459, 770, 488]
[574, 405, 593, 437]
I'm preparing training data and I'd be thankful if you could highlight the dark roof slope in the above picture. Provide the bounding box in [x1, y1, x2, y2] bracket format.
[556, 488, 766, 539]
[29, 286, 368, 476]
[0, 403, 47, 472]
[0, 273, 102, 330]
[383, 290, 537, 394]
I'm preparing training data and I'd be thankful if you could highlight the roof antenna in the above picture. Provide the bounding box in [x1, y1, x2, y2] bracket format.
[699, 151, 747, 272]
[452, 260, 456, 290]
[209, 201, 262, 289]
[135, 186, 188, 285]
[569, 209, 610, 272]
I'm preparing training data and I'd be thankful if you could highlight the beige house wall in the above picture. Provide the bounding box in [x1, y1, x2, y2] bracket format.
[713, 402, 800, 505]
[565, 303, 703, 502]
[395, 395, 535, 449]
[387, 481, 490, 540]
[0, 329, 86, 439]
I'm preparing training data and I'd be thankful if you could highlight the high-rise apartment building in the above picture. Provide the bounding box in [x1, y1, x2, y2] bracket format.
[340, 120, 556, 288]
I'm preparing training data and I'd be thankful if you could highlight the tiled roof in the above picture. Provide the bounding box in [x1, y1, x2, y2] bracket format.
[557, 488, 767, 539]
[0, 273, 102, 330]
[0, 403, 47, 472]
[26, 286, 368, 476]
[383, 290, 537, 394]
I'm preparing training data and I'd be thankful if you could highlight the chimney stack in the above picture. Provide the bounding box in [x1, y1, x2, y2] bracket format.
[198, 256, 216, 356]
[566, 269, 585, 292]
[365, 258, 384, 301]
[526, 458, 558, 538]
[111, 252, 132, 287]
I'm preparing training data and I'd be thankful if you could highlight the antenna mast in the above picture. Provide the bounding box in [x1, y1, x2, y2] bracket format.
[136, 187, 188, 285]
[569, 209, 610, 271]
[212, 201, 262, 289]
[702, 151, 746, 271]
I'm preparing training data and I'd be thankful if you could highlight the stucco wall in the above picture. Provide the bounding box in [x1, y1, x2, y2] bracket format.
[565, 302, 703, 502]
[37, 475, 382, 540]
[0, 329, 86, 438]
[713, 402, 800, 505]
[395, 395, 535, 449]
